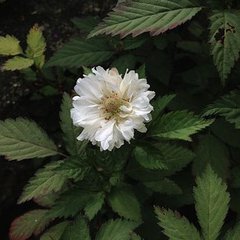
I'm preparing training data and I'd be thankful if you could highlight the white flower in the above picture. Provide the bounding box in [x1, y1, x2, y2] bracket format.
[71, 66, 155, 151]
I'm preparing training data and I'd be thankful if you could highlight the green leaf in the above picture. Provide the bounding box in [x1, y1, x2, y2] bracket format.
[192, 134, 230, 179]
[71, 16, 100, 32]
[89, 0, 202, 38]
[133, 145, 167, 170]
[204, 90, 240, 129]
[2, 56, 33, 71]
[151, 94, 176, 123]
[9, 209, 51, 240]
[143, 178, 182, 195]
[61, 217, 90, 240]
[194, 166, 230, 240]
[210, 10, 240, 83]
[0, 118, 58, 160]
[128, 143, 195, 182]
[150, 110, 213, 141]
[130, 233, 142, 240]
[60, 93, 87, 155]
[122, 35, 147, 50]
[108, 186, 142, 221]
[18, 161, 68, 203]
[0, 35, 22, 55]
[111, 54, 137, 74]
[225, 222, 240, 240]
[155, 208, 201, 240]
[47, 189, 95, 218]
[46, 38, 114, 67]
[40, 222, 69, 240]
[96, 219, 139, 240]
[56, 157, 89, 182]
[84, 192, 105, 220]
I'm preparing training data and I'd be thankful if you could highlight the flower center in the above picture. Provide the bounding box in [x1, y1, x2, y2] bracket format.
[101, 92, 128, 120]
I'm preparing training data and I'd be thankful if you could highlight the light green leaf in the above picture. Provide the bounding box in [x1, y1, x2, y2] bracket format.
[143, 178, 182, 195]
[26, 24, 46, 68]
[194, 166, 230, 240]
[18, 161, 68, 204]
[0, 35, 22, 55]
[40, 221, 69, 240]
[96, 219, 139, 240]
[89, 0, 202, 38]
[2, 56, 33, 71]
[0, 118, 58, 160]
[192, 134, 230, 179]
[155, 207, 201, 240]
[60, 93, 87, 155]
[108, 186, 142, 221]
[150, 110, 213, 141]
[61, 217, 90, 240]
[204, 90, 240, 129]
[46, 38, 114, 67]
[225, 222, 240, 240]
[210, 10, 240, 83]
[84, 192, 105, 220]
[26, 25, 46, 57]
[9, 210, 51, 240]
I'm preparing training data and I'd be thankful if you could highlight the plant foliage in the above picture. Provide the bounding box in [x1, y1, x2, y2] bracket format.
[89, 0, 202, 38]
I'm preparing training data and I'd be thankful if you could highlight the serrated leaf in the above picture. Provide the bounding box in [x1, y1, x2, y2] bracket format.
[133, 145, 167, 170]
[2, 56, 33, 71]
[46, 38, 114, 67]
[151, 94, 176, 123]
[128, 143, 195, 182]
[111, 54, 137, 74]
[150, 110, 213, 141]
[210, 10, 240, 83]
[194, 166, 230, 240]
[34, 192, 58, 208]
[225, 222, 240, 240]
[0, 35, 22, 55]
[155, 208, 201, 240]
[204, 90, 240, 129]
[26, 24, 46, 68]
[122, 35, 147, 50]
[96, 219, 139, 240]
[61, 217, 90, 240]
[143, 178, 182, 195]
[0, 118, 58, 160]
[84, 192, 105, 220]
[89, 0, 202, 38]
[130, 233, 142, 240]
[108, 186, 142, 221]
[40, 221, 69, 240]
[18, 161, 68, 203]
[56, 157, 89, 182]
[60, 93, 87, 155]
[71, 16, 100, 32]
[47, 189, 94, 218]
[192, 134, 230, 179]
[9, 209, 51, 240]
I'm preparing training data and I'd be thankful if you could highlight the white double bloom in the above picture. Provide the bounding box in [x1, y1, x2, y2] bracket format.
[71, 66, 155, 151]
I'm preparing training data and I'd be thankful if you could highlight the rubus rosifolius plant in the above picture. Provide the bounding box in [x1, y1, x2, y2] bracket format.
[1, 0, 240, 239]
